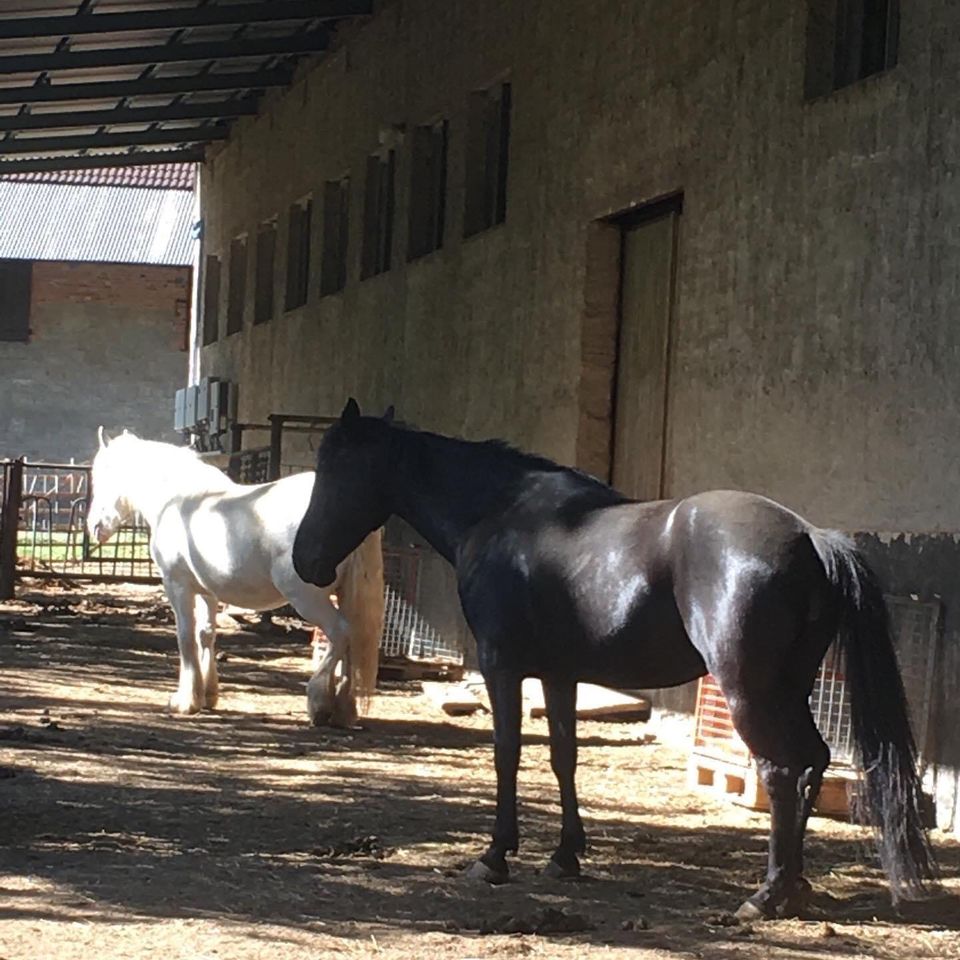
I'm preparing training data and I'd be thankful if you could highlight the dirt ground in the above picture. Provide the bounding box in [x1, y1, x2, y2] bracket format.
[1, 583, 958, 960]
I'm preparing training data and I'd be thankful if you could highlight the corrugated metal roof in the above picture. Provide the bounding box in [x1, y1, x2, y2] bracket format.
[0, 1, 370, 175]
[0, 180, 194, 265]
[0, 163, 196, 191]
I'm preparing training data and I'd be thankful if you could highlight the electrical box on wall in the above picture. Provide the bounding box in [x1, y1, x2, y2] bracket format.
[174, 384, 200, 431]
[174, 380, 237, 449]
[201, 378, 236, 436]
[174, 387, 187, 432]
[184, 384, 198, 429]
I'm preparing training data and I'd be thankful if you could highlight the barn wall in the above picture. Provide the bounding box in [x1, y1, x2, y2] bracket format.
[197, 1, 960, 827]
[198, 0, 960, 532]
[0, 260, 191, 462]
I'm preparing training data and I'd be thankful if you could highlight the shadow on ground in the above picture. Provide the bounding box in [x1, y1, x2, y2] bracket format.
[1, 590, 958, 956]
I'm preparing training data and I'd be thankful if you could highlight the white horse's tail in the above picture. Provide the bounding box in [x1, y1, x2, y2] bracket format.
[335, 528, 385, 711]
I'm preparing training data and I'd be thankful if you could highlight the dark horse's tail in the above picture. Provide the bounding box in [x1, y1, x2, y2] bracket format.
[810, 528, 939, 904]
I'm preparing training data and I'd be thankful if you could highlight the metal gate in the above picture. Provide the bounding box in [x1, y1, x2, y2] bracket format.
[0, 458, 158, 598]
[219, 413, 338, 483]
[1, 450, 470, 667]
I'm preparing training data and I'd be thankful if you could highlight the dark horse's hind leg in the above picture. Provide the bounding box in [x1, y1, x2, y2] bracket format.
[730, 696, 830, 919]
[465, 671, 522, 884]
[542, 678, 586, 878]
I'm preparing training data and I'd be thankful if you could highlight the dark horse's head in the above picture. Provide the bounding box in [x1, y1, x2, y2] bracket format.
[293, 398, 396, 587]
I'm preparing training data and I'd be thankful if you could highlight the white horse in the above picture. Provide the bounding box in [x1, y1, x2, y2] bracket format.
[86, 429, 384, 726]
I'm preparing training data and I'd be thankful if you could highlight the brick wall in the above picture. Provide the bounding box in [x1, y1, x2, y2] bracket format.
[0, 259, 192, 462]
[31, 261, 191, 351]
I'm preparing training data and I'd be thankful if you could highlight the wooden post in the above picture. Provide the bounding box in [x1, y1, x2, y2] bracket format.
[229, 420, 244, 455]
[0, 457, 24, 600]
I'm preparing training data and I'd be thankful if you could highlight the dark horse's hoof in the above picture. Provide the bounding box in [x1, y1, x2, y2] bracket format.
[735, 878, 813, 920]
[543, 855, 582, 880]
[464, 859, 509, 885]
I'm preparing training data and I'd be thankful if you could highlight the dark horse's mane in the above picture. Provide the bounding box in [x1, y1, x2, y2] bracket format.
[478, 437, 599, 482]
[394, 423, 629, 515]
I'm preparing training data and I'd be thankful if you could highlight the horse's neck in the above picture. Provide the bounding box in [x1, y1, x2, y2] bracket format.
[391, 431, 522, 562]
[120, 443, 232, 526]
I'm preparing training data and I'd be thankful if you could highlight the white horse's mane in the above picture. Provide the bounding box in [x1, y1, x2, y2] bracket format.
[101, 433, 234, 495]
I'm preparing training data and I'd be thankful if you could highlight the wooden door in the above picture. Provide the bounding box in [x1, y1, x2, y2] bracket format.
[610, 211, 678, 500]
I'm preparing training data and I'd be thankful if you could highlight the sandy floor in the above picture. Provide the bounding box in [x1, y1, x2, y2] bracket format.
[1, 582, 958, 960]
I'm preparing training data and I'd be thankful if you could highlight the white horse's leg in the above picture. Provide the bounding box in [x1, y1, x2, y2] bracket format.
[288, 588, 354, 727]
[196, 594, 219, 709]
[166, 580, 205, 714]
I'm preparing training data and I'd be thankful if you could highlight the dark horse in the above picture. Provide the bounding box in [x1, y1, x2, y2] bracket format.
[293, 399, 937, 919]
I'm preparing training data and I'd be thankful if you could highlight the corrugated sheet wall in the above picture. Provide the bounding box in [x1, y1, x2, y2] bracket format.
[0, 181, 194, 266]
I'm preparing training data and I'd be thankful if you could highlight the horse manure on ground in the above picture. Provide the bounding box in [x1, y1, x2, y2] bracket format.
[479, 907, 596, 936]
[311, 834, 388, 860]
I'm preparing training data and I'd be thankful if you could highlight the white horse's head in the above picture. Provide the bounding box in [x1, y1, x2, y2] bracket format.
[87, 427, 137, 543]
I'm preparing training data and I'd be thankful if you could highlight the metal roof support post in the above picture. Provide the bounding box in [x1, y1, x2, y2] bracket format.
[268, 415, 284, 482]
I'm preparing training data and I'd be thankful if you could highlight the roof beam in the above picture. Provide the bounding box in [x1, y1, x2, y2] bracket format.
[0, 100, 259, 133]
[0, 70, 292, 106]
[0, 127, 227, 156]
[0, 32, 330, 75]
[0, 1, 372, 40]
[0, 148, 205, 174]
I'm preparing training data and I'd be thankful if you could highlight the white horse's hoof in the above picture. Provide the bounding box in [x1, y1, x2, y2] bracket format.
[168, 693, 201, 715]
[464, 859, 509, 885]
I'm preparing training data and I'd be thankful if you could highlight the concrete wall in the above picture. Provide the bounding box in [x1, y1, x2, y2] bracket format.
[198, 0, 960, 531]
[0, 260, 191, 463]
[196, 1, 960, 828]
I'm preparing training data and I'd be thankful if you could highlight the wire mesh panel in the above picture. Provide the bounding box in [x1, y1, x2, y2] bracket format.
[380, 545, 465, 665]
[13, 462, 158, 582]
[809, 642, 853, 763]
[886, 596, 940, 762]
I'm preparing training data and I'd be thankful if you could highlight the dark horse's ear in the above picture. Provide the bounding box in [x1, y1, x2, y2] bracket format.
[382, 405, 395, 424]
[341, 397, 361, 422]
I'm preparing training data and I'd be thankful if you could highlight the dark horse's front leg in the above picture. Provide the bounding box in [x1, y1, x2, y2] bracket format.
[542, 677, 586, 878]
[465, 671, 522, 884]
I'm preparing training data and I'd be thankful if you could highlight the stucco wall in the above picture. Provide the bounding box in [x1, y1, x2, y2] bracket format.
[198, 0, 960, 534]
[0, 260, 191, 462]
[196, 0, 960, 829]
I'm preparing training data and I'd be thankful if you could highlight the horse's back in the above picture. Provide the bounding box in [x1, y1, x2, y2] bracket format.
[248, 471, 315, 531]
[457, 491, 685, 682]
[458, 486, 828, 688]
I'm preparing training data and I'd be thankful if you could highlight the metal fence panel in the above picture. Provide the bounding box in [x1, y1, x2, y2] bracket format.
[380, 545, 466, 665]
[3, 460, 159, 583]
